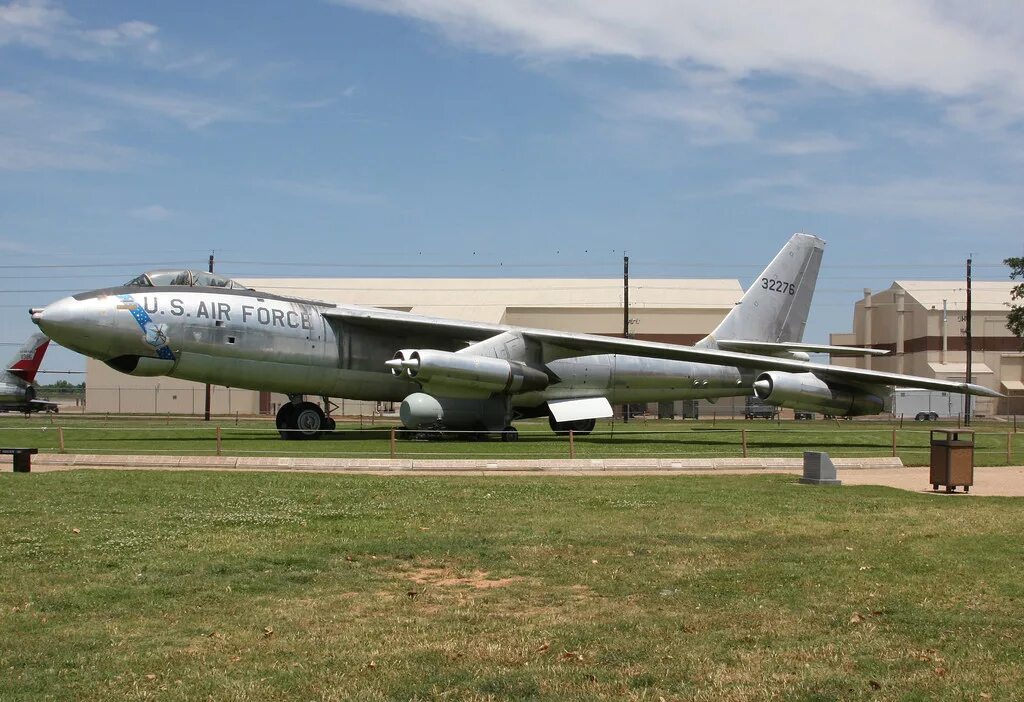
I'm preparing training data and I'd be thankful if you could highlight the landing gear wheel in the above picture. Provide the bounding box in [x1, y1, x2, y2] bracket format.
[500, 426, 519, 442]
[548, 416, 597, 436]
[276, 403, 297, 439]
[928, 412, 939, 421]
[292, 402, 326, 440]
[324, 417, 337, 432]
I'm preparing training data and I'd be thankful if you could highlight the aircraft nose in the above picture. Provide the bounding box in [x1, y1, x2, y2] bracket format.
[30, 296, 99, 351]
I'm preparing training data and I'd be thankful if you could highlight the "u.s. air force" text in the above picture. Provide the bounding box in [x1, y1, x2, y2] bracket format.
[142, 297, 313, 330]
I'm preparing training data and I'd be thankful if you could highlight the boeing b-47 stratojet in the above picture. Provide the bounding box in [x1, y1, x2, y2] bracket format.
[30, 234, 998, 438]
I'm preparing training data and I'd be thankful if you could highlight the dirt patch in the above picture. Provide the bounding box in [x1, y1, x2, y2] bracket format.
[406, 567, 520, 589]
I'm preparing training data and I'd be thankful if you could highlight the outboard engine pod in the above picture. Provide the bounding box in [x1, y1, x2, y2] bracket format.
[753, 371, 884, 417]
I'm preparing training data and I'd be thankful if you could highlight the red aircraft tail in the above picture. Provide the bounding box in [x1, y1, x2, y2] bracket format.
[7, 333, 50, 384]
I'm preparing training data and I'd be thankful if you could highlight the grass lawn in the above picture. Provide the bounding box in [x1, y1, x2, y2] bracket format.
[1, 471, 1022, 700]
[0, 415, 1021, 466]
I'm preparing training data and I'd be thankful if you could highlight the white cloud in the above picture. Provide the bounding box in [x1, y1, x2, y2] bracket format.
[335, 2, 1022, 98]
[333, 0, 1024, 138]
[255, 177, 385, 206]
[766, 134, 856, 156]
[0, 0, 159, 59]
[128, 205, 173, 221]
[0, 88, 150, 171]
[68, 82, 264, 129]
[731, 174, 1024, 225]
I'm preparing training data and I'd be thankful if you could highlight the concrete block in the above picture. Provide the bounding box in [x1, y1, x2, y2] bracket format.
[800, 451, 842, 486]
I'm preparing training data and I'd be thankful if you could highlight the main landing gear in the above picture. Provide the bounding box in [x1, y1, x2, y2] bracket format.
[276, 396, 336, 440]
[548, 416, 596, 436]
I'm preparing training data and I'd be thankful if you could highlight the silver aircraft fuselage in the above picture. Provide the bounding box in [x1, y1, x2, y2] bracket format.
[34, 286, 752, 408]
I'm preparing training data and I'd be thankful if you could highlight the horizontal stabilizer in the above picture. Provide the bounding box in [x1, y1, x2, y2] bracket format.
[716, 340, 889, 357]
[548, 397, 613, 423]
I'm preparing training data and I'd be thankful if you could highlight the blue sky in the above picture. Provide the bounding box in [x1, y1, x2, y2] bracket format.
[2, 1, 1023, 373]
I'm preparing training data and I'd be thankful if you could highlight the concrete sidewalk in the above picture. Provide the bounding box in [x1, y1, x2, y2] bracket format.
[9, 453, 1024, 496]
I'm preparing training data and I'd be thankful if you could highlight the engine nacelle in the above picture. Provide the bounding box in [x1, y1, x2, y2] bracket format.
[400, 392, 509, 430]
[753, 371, 885, 417]
[389, 349, 549, 399]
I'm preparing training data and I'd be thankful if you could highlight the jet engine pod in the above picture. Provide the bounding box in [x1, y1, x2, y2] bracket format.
[753, 371, 884, 417]
[401, 349, 549, 398]
[399, 392, 509, 431]
[386, 349, 418, 377]
[104, 355, 176, 377]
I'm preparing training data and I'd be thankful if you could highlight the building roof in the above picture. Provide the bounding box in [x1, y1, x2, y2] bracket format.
[237, 277, 744, 324]
[927, 362, 994, 375]
[890, 280, 1017, 313]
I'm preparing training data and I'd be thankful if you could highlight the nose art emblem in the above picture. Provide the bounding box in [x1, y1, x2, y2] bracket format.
[117, 294, 176, 361]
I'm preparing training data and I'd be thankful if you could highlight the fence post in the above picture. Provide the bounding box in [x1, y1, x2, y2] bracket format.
[741, 429, 748, 458]
[892, 429, 897, 458]
[58, 426, 65, 454]
[390, 427, 396, 459]
[216, 426, 222, 456]
[569, 430, 575, 459]
[1008, 432, 1013, 464]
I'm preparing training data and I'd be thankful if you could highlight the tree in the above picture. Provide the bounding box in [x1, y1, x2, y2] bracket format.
[1007, 256, 1024, 344]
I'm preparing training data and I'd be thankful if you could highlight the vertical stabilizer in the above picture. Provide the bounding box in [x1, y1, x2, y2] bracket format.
[699, 233, 824, 346]
[7, 332, 50, 384]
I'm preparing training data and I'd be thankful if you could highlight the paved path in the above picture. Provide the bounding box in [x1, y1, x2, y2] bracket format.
[9, 454, 1024, 497]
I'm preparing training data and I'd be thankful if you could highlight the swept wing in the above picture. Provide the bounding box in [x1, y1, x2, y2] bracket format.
[322, 306, 999, 398]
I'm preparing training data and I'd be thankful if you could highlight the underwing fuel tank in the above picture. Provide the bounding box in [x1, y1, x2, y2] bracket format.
[387, 349, 549, 399]
[753, 371, 884, 416]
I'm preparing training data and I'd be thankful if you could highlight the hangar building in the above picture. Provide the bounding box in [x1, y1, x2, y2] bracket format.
[829, 281, 1023, 416]
[84, 277, 744, 416]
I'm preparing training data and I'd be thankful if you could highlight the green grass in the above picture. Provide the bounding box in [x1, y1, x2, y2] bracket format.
[0, 415, 1022, 465]
[1, 471, 1022, 700]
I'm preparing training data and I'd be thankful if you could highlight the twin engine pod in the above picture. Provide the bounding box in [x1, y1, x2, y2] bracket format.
[753, 371, 884, 417]
[386, 349, 549, 398]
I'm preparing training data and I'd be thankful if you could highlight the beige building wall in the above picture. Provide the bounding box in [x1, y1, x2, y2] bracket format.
[85, 277, 743, 415]
[829, 281, 1023, 416]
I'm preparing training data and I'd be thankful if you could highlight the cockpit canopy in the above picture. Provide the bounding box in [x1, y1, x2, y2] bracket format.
[124, 270, 250, 290]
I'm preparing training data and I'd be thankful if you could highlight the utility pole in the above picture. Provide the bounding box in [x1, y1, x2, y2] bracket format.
[622, 253, 629, 423]
[204, 253, 214, 421]
[964, 256, 972, 425]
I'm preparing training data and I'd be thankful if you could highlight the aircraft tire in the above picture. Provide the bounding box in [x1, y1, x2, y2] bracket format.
[500, 426, 518, 442]
[548, 416, 596, 436]
[276, 403, 297, 439]
[292, 402, 325, 440]
[324, 417, 337, 432]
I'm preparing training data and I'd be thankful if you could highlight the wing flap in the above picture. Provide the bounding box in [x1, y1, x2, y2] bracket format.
[716, 340, 889, 357]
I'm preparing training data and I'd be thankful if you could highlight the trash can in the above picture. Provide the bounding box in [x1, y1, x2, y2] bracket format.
[929, 429, 974, 493]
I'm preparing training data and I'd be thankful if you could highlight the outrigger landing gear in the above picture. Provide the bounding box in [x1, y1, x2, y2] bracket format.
[548, 416, 596, 436]
[276, 395, 329, 440]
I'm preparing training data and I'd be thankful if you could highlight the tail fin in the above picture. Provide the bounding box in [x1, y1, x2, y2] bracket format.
[7, 332, 50, 384]
[698, 233, 824, 346]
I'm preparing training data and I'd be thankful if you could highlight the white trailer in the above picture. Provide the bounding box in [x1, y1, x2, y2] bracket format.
[892, 388, 970, 421]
